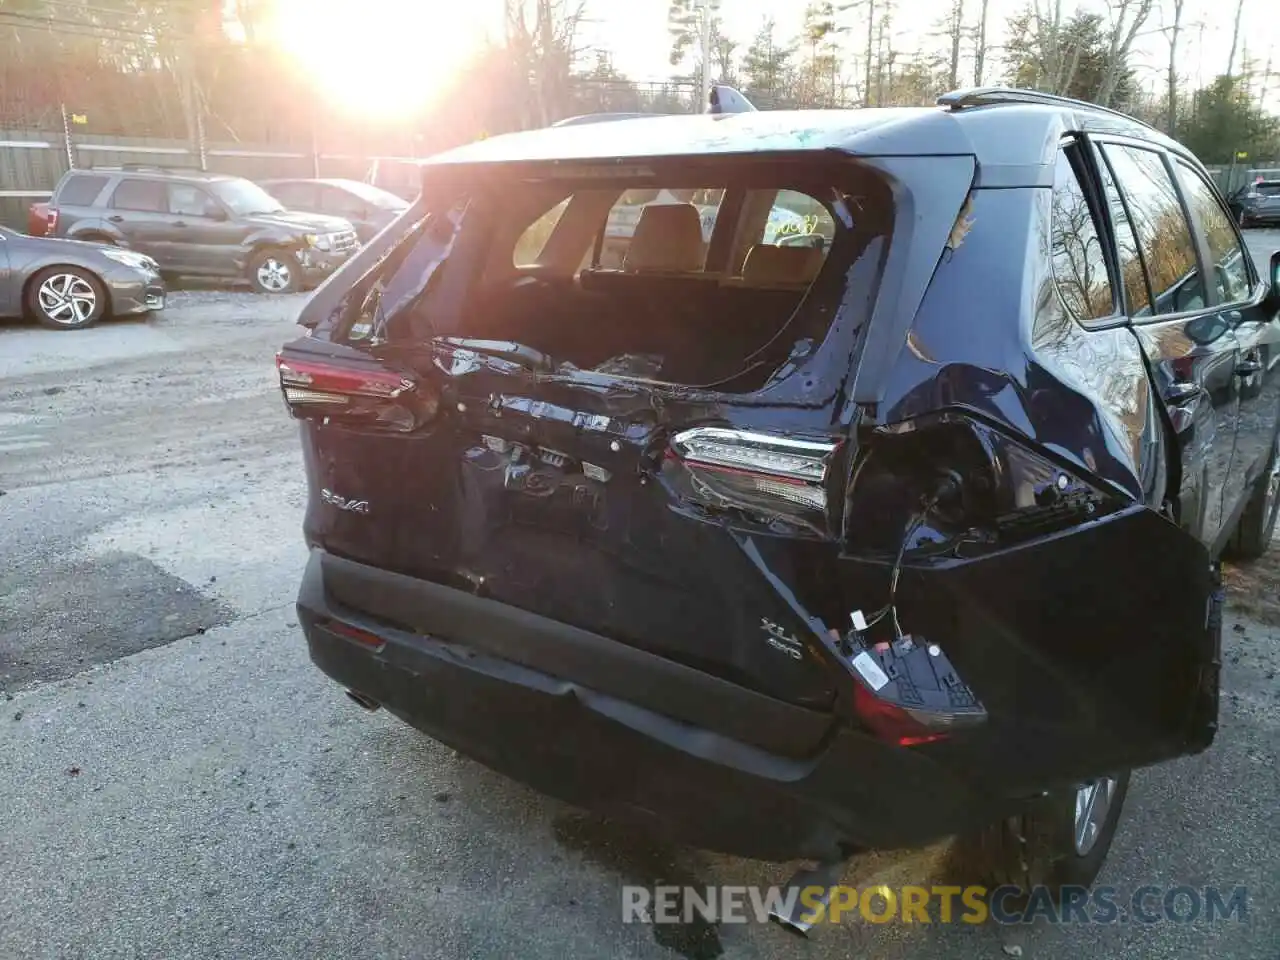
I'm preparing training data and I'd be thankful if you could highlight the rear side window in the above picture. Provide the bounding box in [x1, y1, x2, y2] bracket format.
[56, 174, 108, 206]
[168, 184, 219, 218]
[1174, 160, 1252, 305]
[321, 186, 368, 218]
[1099, 144, 1203, 318]
[267, 182, 316, 208]
[1256, 182, 1280, 196]
[1050, 148, 1114, 323]
[110, 179, 167, 213]
[514, 198, 570, 266]
[1094, 149, 1151, 316]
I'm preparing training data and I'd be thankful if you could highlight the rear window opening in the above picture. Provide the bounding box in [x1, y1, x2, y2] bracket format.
[348, 160, 893, 394]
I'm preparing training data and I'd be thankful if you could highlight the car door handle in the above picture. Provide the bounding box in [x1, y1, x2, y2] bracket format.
[173, 221, 188, 228]
[107, 215, 123, 223]
[1236, 357, 1263, 376]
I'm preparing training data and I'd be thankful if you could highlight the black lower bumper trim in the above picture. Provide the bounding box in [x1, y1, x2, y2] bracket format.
[296, 548, 1002, 861]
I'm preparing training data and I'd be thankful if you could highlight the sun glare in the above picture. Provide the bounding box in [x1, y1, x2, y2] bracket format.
[268, 1, 483, 119]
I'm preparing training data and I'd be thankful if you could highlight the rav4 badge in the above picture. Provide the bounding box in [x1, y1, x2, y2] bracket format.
[321, 489, 371, 514]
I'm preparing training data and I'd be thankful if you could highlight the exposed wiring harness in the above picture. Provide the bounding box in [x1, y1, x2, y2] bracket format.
[859, 472, 962, 640]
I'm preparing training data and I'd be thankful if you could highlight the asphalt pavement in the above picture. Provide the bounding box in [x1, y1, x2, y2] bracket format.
[2, 235, 1279, 959]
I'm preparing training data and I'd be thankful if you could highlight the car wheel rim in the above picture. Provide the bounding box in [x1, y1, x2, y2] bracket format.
[1263, 447, 1280, 525]
[38, 274, 96, 325]
[257, 259, 292, 292]
[1073, 776, 1117, 856]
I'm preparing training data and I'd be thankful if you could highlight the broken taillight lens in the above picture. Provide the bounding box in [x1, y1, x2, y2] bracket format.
[665, 427, 840, 534]
[846, 416, 1124, 556]
[275, 353, 436, 432]
[842, 636, 987, 746]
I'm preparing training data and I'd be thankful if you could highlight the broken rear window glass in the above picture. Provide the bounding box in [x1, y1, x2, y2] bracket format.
[366, 161, 892, 394]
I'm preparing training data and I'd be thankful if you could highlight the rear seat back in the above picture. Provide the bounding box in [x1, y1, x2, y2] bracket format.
[622, 203, 706, 273]
[737, 244, 825, 288]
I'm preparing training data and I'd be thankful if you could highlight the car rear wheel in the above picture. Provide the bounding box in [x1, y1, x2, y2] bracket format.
[248, 249, 300, 294]
[27, 266, 107, 330]
[964, 770, 1132, 901]
[1228, 438, 1280, 560]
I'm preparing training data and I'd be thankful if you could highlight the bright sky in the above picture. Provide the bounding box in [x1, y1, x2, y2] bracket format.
[264, 0, 1280, 115]
[578, 0, 1280, 103]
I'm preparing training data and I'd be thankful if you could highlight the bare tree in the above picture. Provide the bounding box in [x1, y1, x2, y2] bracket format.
[972, 0, 990, 85]
[1162, 0, 1185, 134]
[945, 0, 965, 90]
[1225, 0, 1245, 78]
[1096, 0, 1153, 107]
[504, 0, 587, 127]
[1028, 0, 1082, 95]
[834, 0, 875, 104]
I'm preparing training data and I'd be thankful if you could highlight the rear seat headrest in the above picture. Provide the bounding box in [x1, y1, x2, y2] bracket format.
[741, 244, 825, 287]
[623, 203, 706, 273]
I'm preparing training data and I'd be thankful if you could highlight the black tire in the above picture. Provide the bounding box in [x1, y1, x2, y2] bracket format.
[26, 265, 108, 330]
[247, 248, 301, 295]
[77, 233, 116, 246]
[1228, 438, 1280, 560]
[965, 771, 1132, 900]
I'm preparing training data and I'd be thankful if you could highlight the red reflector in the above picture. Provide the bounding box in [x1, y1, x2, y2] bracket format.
[851, 682, 950, 747]
[322, 619, 386, 650]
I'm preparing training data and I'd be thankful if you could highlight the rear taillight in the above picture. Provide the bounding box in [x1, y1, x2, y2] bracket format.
[841, 633, 986, 746]
[665, 427, 839, 534]
[45, 208, 59, 235]
[275, 353, 435, 432]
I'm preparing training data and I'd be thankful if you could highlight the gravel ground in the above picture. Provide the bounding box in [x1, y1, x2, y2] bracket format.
[1, 234, 1279, 960]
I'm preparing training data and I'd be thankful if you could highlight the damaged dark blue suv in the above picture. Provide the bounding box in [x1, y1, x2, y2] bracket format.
[278, 87, 1280, 911]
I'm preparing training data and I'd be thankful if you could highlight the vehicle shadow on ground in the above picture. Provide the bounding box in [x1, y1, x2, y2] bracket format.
[369, 723, 1012, 960]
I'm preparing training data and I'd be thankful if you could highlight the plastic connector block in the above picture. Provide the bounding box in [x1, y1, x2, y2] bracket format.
[845, 632, 987, 731]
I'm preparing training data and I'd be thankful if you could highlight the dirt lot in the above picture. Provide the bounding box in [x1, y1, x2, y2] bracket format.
[1, 238, 1278, 959]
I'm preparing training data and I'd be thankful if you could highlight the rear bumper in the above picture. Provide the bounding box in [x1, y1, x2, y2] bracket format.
[296, 548, 1006, 862]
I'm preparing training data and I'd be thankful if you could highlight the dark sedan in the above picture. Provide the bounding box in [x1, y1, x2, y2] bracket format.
[258, 178, 409, 243]
[0, 226, 164, 330]
[1228, 179, 1280, 227]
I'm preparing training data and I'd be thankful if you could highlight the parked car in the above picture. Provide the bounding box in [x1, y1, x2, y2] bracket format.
[1227, 178, 1280, 227]
[0, 225, 164, 329]
[40, 166, 360, 294]
[259, 177, 409, 244]
[276, 87, 1280, 912]
[26, 200, 54, 237]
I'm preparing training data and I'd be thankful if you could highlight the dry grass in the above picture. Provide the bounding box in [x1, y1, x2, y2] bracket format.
[1222, 553, 1280, 625]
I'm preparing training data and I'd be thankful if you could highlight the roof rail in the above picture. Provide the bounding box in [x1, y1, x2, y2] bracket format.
[937, 86, 1155, 130]
[88, 162, 206, 173]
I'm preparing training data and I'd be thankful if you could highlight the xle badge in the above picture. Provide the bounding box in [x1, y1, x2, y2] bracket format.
[760, 618, 803, 660]
[321, 489, 370, 514]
